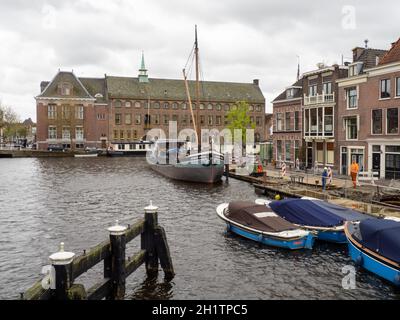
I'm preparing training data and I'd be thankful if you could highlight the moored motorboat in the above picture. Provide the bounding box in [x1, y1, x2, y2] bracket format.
[216, 201, 315, 250]
[262, 198, 370, 243]
[345, 219, 400, 286]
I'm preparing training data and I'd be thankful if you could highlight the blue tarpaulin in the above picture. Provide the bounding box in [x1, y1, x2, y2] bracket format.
[312, 201, 369, 222]
[269, 199, 366, 227]
[359, 218, 400, 264]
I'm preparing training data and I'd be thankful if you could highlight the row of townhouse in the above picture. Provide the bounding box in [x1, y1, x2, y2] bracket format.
[272, 38, 400, 179]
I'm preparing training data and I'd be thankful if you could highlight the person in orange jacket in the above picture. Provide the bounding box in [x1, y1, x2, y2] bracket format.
[350, 160, 359, 188]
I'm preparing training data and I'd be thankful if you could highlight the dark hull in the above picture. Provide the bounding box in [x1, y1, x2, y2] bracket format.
[150, 163, 224, 183]
[107, 151, 147, 157]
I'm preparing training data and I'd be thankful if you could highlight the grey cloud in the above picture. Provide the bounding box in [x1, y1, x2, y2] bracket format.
[0, 0, 399, 120]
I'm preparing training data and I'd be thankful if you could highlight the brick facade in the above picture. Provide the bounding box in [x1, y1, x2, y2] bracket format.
[36, 70, 266, 150]
[337, 41, 400, 178]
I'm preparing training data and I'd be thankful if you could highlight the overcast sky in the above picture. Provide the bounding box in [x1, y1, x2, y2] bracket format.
[0, 0, 399, 121]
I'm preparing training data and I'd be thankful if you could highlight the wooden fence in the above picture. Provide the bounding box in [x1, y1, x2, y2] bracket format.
[22, 202, 174, 300]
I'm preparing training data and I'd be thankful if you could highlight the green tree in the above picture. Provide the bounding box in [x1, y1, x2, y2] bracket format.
[0, 102, 21, 142]
[226, 101, 256, 146]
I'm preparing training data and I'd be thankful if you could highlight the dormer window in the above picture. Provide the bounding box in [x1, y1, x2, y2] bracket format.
[60, 83, 72, 96]
[286, 88, 295, 99]
[348, 62, 363, 77]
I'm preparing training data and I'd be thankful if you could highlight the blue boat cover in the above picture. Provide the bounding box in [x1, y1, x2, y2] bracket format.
[359, 218, 400, 264]
[269, 199, 358, 227]
[312, 201, 369, 222]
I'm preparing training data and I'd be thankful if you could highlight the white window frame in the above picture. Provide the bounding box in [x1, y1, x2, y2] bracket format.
[48, 126, 57, 140]
[371, 109, 383, 135]
[380, 79, 391, 100]
[75, 126, 84, 140]
[386, 107, 399, 135]
[344, 116, 359, 141]
[76, 105, 84, 120]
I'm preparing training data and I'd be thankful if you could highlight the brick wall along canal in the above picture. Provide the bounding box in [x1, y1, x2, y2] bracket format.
[0, 157, 399, 299]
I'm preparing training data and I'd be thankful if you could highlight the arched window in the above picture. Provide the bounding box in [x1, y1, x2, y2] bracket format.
[125, 101, 132, 108]
[181, 103, 187, 110]
[224, 104, 230, 111]
[134, 101, 141, 108]
[115, 100, 122, 108]
[153, 102, 160, 109]
[163, 102, 169, 109]
[172, 102, 178, 109]
[199, 103, 205, 110]
[216, 104, 222, 111]
[249, 105, 254, 111]
[207, 103, 213, 110]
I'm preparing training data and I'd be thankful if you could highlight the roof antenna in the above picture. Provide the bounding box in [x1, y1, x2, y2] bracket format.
[364, 39, 369, 49]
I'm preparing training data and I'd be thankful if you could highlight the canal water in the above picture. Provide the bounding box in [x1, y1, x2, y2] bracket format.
[0, 157, 399, 300]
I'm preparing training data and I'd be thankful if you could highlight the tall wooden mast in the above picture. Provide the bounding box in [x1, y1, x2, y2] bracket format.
[194, 25, 201, 149]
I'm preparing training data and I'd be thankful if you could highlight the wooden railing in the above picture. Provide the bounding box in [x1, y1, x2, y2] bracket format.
[23, 202, 174, 300]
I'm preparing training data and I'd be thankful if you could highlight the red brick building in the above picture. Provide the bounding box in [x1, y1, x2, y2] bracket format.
[302, 64, 348, 170]
[337, 40, 400, 179]
[36, 56, 266, 151]
[272, 78, 303, 166]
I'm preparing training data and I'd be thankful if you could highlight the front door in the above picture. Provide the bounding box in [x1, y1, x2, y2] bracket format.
[372, 153, 381, 178]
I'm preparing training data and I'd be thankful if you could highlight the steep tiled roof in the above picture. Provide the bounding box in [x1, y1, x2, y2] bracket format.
[105, 77, 265, 103]
[37, 71, 94, 100]
[356, 48, 388, 69]
[379, 38, 400, 66]
[79, 77, 108, 103]
[39, 72, 264, 104]
[272, 78, 303, 102]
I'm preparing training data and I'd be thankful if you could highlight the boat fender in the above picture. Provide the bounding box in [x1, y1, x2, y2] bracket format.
[355, 254, 363, 267]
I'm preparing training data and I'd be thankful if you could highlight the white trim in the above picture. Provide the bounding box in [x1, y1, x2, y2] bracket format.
[337, 75, 367, 86]
[36, 97, 96, 102]
[271, 97, 302, 104]
[365, 61, 400, 75]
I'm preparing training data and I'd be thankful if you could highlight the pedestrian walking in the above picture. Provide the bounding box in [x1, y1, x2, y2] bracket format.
[350, 160, 359, 188]
[322, 167, 328, 191]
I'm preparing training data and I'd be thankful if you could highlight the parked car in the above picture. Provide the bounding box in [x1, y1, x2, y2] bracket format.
[47, 144, 65, 152]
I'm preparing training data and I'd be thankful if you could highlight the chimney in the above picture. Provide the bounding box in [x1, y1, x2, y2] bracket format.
[352, 47, 364, 62]
[253, 79, 259, 86]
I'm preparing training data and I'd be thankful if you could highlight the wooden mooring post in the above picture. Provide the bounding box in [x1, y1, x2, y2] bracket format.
[23, 202, 174, 300]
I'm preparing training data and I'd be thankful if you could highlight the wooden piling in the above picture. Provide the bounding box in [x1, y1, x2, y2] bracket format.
[107, 221, 127, 300]
[49, 242, 75, 300]
[141, 202, 159, 277]
[154, 226, 175, 281]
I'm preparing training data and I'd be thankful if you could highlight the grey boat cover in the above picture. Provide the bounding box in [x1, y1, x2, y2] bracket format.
[226, 201, 296, 233]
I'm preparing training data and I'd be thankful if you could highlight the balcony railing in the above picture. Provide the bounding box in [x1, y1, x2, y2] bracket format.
[304, 93, 335, 106]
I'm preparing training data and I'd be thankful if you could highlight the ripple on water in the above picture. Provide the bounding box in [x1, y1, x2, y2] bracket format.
[0, 157, 399, 300]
